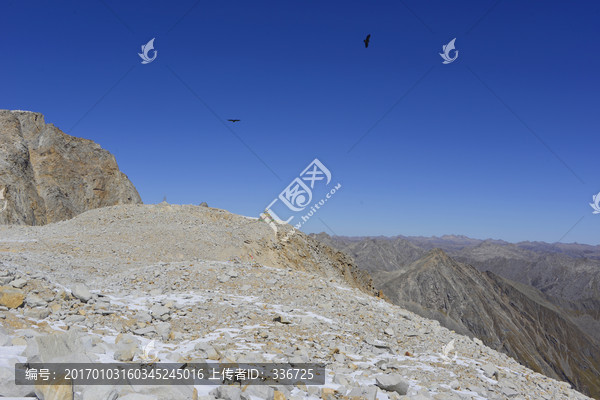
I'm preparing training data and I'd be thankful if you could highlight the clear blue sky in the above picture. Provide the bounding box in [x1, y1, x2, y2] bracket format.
[2, 0, 599, 244]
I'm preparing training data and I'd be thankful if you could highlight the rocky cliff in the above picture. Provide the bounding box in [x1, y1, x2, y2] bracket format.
[0, 110, 141, 225]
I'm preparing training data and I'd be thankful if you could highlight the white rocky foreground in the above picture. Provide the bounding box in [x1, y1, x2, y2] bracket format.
[0, 204, 591, 400]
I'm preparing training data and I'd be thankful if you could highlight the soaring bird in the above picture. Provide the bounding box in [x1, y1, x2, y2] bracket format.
[228, 119, 240, 123]
[364, 34, 371, 48]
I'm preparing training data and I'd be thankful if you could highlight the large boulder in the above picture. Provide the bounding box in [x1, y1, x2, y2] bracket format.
[0, 362, 36, 398]
[0, 110, 141, 225]
[71, 283, 92, 303]
[375, 373, 409, 395]
[113, 333, 140, 362]
[24, 329, 92, 364]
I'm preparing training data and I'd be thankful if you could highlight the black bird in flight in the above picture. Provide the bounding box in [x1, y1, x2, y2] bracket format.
[364, 34, 371, 48]
[228, 119, 240, 123]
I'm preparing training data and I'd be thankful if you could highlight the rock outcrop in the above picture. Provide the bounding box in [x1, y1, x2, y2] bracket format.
[0, 110, 141, 225]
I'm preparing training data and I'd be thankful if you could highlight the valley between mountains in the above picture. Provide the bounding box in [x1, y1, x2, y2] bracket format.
[314, 234, 600, 399]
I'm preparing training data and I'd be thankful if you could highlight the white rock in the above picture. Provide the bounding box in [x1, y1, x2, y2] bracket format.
[211, 385, 241, 400]
[114, 334, 140, 362]
[71, 283, 92, 302]
[24, 330, 91, 363]
[241, 385, 274, 400]
[24, 307, 50, 319]
[375, 374, 409, 395]
[482, 363, 499, 379]
[150, 304, 170, 320]
[10, 278, 27, 288]
[25, 293, 47, 307]
[136, 311, 152, 323]
[0, 365, 35, 397]
[0, 325, 12, 346]
[155, 322, 171, 341]
[347, 386, 378, 400]
[134, 326, 157, 336]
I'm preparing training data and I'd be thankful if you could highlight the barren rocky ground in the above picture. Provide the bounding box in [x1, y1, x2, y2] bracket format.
[0, 204, 592, 400]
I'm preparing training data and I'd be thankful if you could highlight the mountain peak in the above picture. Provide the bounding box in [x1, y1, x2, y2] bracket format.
[421, 248, 454, 265]
[0, 110, 141, 225]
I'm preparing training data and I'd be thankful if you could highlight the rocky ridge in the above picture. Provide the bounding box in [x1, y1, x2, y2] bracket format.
[0, 205, 592, 399]
[313, 234, 600, 344]
[0, 110, 141, 226]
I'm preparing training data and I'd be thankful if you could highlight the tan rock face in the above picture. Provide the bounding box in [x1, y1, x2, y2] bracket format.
[34, 374, 73, 400]
[0, 286, 25, 308]
[0, 110, 141, 225]
[273, 391, 286, 400]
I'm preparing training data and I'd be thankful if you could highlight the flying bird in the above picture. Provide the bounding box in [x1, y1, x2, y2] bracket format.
[228, 119, 240, 123]
[364, 34, 371, 48]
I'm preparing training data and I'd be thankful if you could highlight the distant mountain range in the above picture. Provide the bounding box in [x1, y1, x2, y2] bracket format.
[312, 233, 600, 399]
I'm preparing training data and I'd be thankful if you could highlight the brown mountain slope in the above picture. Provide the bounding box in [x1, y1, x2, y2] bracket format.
[315, 233, 600, 343]
[312, 233, 426, 272]
[374, 249, 600, 399]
